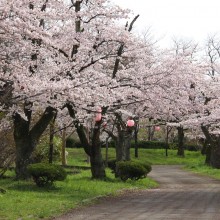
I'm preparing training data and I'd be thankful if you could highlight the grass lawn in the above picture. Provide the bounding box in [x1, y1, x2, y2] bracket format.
[0, 148, 157, 220]
[0, 147, 220, 220]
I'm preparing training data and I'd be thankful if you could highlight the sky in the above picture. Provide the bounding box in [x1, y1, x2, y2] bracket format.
[112, 0, 220, 47]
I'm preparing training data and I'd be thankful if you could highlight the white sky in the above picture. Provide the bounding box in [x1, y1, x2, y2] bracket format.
[112, 0, 220, 47]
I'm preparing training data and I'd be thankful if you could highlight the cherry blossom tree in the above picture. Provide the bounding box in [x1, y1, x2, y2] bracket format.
[0, 0, 136, 179]
[181, 35, 220, 168]
[133, 39, 205, 157]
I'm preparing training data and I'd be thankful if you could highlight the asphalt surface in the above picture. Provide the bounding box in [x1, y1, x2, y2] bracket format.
[53, 165, 220, 220]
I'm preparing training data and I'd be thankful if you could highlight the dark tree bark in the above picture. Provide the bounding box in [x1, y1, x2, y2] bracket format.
[201, 125, 220, 168]
[201, 139, 211, 165]
[201, 126, 212, 165]
[13, 106, 56, 179]
[0, 79, 13, 107]
[61, 127, 67, 166]
[115, 130, 124, 161]
[114, 113, 133, 162]
[115, 130, 132, 161]
[165, 127, 172, 157]
[147, 126, 155, 141]
[124, 131, 132, 161]
[66, 103, 106, 179]
[112, 15, 139, 79]
[210, 139, 220, 168]
[177, 126, 184, 157]
[205, 144, 212, 165]
[66, 104, 91, 155]
[90, 121, 106, 179]
[48, 114, 56, 163]
[134, 125, 138, 158]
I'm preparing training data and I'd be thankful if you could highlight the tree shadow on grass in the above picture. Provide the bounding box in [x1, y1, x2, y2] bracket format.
[6, 180, 62, 192]
[71, 175, 122, 184]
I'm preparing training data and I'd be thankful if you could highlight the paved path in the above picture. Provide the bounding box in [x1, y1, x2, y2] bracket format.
[53, 165, 220, 220]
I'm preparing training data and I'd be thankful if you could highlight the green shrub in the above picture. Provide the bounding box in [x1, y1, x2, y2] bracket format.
[130, 140, 169, 149]
[139, 161, 152, 173]
[74, 141, 83, 148]
[107, 159, 117, 172]
[169, 143, 177, 149]
[66, 137, 76, 148]
[107, 140, 116, 148]
[169, 143, 200, 151]
[116, 161, 151, 181]
[66, 138, 83, 148]
[184, 144, 200, 151]
[27, 163, 67, 187]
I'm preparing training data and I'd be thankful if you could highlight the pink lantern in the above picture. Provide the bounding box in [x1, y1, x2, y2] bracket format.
[155, 126, 160, 131]
[95, 113, 102, 122]
[97, 106, 102, 113]
[127, 119, 135, 127]
[95, 106, 102, 122]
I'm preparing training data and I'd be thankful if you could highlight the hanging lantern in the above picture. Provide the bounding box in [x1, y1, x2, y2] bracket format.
[95, 106, 102, 122]
[155, 126, 160, 131]
[97, 106, 102, 113]
[127, 119, 135, 127]
[95, 113, 102, 122]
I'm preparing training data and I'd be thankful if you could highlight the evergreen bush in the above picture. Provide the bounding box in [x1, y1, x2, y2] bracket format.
[107, 159, 117, 172]
[66, 137, 76, 148]
[27, 163, 67, 187]
[139, 161, 152, 173]
[116, 161, 151, 181]
[130, 140, 168, 149]
[66, 138, 82, 148]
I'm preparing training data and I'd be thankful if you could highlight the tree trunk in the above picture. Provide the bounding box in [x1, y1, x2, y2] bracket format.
[48, 115, 56, 164]
[115, 131, 124, 161]
[14, 112, 33, 179]
[210, 145, 220, 169]
[105, 137, 109, 167]
[90, 122, 106, 179]
[66, 103, 107, 178]
[14, 136, 34, 179]
[210, 138, 220, 168]
[177, 126, 184, 157]
[205, 144, 212, 165]
[134, 125, 138, 158]
[124, 131, 131, 161]
[114, 130, 132, 177]
[148, 126, 155, 141]
[201, 126, 214, 166]
[61, 127, 67, 166]
[13, 106, 56, 179]
[165, 127, 170, 157]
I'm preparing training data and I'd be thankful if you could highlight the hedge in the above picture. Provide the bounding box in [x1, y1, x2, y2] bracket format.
[27, 163, 67, 187]
[116, 161, 152, 181]
[66, 138, 200, 151]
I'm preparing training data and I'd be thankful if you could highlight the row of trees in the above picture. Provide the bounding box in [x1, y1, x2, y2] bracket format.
[1, 0, 220, 179]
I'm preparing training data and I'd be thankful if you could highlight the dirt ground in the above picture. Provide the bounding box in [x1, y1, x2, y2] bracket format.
[53, 165, 220, 220]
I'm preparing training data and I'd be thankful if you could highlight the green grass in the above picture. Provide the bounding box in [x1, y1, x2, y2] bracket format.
[132, 148, 205, 165]
[185, 163, 220, 180]
[0, 171, 157, 220]
[0, 148, 157, 220]
[102, 148, 205, 165]
[66, 148, 91, 167]
[127, 148, 220, 181]
[103, 147, 220, 180]
[1, 147, 220, 219]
